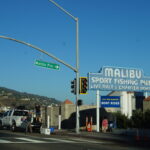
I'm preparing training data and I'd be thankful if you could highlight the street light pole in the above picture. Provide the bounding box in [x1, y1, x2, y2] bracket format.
[76, 17, 79, 133]
[48, 0, 80, 133]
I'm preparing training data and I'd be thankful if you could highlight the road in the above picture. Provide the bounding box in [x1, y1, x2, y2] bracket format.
[0, 130, 149, 150]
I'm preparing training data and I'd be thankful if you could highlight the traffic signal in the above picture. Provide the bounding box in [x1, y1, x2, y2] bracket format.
[80, 77, 88, 94]
[71, 78, 76, 94]
[77, 99, 83, 106]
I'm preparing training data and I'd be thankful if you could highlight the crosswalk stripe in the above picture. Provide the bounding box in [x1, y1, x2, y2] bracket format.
[0, 139, 11, 143]
[15, 137, 48, 143]
[0, 137, 105, 144]
[44, 137, 102, 144]
[71, 138, 104, 143]
[44, 137, 76, 143]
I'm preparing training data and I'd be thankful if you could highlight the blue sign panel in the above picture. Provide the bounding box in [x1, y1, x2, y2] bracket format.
[88, 66, 150, 92]
[101, 96, 120, 108]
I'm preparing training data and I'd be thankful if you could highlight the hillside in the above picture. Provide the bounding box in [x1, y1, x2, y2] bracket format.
[0, 87, 61, 109]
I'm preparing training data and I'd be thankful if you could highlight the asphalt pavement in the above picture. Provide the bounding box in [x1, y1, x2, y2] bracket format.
[53, 129, 150, 148]
[0, 129, 150, 150]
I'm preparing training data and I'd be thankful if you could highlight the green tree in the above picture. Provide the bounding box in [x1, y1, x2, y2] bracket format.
[131, 109, 143, 128]
[114, 112, 129, 128]
[143, 109, 150, 129]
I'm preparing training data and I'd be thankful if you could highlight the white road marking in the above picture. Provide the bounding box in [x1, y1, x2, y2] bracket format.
[44, 137, 76, 143]
[71, 138, 105, 143]
[15, 137, 48, 143]
[44, 137, 104, 144]
[0, 137, 106, 144]
[0, 139, 11, 143]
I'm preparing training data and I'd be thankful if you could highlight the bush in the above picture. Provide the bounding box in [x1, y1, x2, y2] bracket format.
[113, 112, 129, 129]
[131, 109, 150, 129]
[109, 109, 150, 129]
[131, 109, 143, 128]
[143, 109, 150, 129]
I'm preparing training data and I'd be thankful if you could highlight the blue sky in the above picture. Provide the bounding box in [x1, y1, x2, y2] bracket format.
[0, 0, 150, 104]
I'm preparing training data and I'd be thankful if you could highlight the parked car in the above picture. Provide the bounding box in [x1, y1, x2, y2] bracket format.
[0, 109, 29, 131]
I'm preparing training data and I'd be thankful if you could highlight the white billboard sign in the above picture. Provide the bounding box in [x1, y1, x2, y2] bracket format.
[88, 66, 150, 92]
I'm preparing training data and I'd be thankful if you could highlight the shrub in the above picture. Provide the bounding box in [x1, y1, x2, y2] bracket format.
[131, 109, 143, 128]
[113, 112, 129, 129]
[143, 109, 150, 129]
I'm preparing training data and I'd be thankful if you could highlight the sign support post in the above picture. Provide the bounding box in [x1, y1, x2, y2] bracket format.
[96, 90, 100, 132]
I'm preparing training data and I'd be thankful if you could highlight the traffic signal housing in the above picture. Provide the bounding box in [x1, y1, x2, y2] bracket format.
[80, 77, 88, 94]
[71, 78, 76, 94]
[77, 99, 83, 106]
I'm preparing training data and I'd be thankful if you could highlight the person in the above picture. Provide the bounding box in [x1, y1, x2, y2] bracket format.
[102, 118, 108, 132]
[109, 121, 113, 132]
[25, 112, 33, 133]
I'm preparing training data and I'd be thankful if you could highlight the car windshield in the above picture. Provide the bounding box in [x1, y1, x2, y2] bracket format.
[13, 111, 28, 116]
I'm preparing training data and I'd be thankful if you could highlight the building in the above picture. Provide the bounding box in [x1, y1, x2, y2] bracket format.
[40, 92, 145, 130]
[143, 96, 150, 112]
[107, 91, 145, 118]
[41, 99, 97, 130]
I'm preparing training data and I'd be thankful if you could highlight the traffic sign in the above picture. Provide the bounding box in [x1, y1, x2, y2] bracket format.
[35, 60, 60, 70]
[88, 66, 150, 92]
[101, 96, 120, 108]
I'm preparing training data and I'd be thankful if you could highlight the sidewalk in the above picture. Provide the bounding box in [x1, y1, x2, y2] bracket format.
[52, 129, 150, 147]
[53, 129, 133, 142]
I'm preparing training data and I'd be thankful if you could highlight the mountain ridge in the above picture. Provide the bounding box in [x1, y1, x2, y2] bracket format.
[0, 86, 61, 109]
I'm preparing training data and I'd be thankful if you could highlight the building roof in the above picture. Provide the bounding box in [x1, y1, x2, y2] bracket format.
[144, 96, 150, 101]
[63, 99, 73, 104]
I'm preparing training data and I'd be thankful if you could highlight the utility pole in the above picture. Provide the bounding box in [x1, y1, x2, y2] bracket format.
[48, 0, 80, 134]
[0, 0, 80, 133]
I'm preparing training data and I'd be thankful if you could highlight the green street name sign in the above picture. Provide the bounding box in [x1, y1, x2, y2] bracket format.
[35, 60, 60, 70]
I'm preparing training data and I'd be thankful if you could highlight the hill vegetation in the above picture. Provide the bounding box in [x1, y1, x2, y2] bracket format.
[0, 87, 61, 109]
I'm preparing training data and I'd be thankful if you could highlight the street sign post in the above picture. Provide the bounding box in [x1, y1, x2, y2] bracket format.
[35, 60, 60, 70]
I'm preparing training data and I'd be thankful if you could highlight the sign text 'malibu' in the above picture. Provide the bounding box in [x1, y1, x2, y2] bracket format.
[88, 67, 150, 92]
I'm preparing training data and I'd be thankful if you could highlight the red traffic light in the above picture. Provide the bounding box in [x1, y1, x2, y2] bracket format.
[80, 77, 88, 94]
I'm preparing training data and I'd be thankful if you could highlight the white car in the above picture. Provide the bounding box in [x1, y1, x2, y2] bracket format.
[0, 109, 29, 131]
